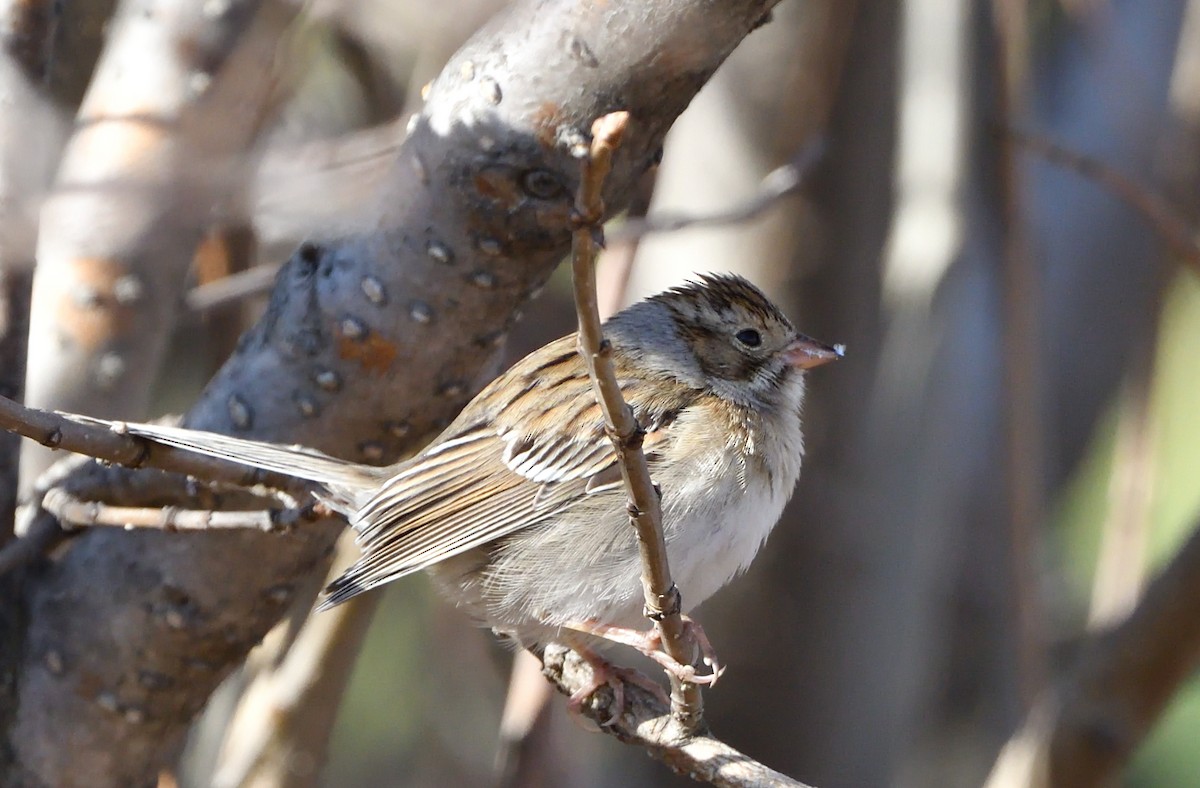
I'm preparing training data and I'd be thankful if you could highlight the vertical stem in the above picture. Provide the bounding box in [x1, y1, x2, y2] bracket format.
[992, 0, 1047, 709]
[570, 111, 703, 727]
[495, 170, 653, 779]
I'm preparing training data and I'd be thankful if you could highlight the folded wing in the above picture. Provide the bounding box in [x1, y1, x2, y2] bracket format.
[322, 337, 697, 608]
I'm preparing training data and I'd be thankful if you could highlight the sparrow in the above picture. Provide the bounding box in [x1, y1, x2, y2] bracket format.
[83, 274, 840, 692]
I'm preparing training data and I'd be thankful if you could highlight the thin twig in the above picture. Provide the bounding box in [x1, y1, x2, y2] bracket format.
[0, 396, 308, 495]
[1007, 128, 1200, 275]
[607, 140, 823, 244]
[41, 487, 310, 533]
[570, 111, 703, 727]
[541, 645, 813, 788]
[992, 0, 1048, 710]
[186, 262, 281, 313]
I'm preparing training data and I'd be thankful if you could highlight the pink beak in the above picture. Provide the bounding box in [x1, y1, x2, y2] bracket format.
[784, 335, 844, 370]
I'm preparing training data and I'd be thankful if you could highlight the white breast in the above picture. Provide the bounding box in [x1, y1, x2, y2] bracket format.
[474, 388, 807, 639]
[658, 401, 804, 612]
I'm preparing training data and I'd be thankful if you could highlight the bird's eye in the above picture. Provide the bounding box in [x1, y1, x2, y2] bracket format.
[735, 328, 762, 348]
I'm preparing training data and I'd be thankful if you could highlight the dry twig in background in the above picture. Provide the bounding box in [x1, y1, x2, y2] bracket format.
[607, 141, 823, 245]
[203, 561, 380, 788]
[991, 0, 1048, 709]
[1008, 129, 1200, 273]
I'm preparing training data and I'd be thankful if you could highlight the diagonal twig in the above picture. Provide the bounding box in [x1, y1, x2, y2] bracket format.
[987, 510, 1200, 788]
[607, 140, 823, 244]
[1007, 128, 1200, 274]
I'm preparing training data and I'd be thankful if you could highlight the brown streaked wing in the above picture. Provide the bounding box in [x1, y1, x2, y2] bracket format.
[336, 335, 699, 592]
[344, 427, 576, 587]
[492, 339, 698, 485]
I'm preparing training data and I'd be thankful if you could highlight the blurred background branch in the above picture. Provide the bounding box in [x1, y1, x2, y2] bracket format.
[992, 0, 1049, 712]
[988, 510, 1200, 788]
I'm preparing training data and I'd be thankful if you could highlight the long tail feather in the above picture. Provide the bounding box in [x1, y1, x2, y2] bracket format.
[59, 412, 405, 609]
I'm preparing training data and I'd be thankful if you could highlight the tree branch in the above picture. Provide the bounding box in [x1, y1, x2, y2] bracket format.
[987, 512, 1200, 787]
[1008, 128, 1200, 275]
[541, 645, 814, 788]
[0, 397, 309, 495]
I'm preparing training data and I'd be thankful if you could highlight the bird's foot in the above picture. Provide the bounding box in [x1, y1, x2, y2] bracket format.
[564, 615, 724, 686]
[564, 644, 669, 726]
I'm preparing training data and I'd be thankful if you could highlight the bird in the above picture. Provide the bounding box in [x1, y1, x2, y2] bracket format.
[76, 273, 840, 695]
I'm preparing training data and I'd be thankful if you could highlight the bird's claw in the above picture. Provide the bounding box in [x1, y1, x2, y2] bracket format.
[667, 662, 719, 686]
[562, 614, 726, 688]
[565, 649, 669, 727]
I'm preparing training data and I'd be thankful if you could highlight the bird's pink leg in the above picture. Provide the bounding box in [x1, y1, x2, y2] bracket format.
[562, 614, 724, 686]
[558, 639, 669, 725]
